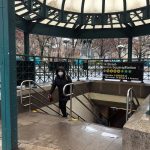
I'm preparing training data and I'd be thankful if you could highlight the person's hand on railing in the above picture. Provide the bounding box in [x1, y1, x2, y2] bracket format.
[48, 94, 53, 102]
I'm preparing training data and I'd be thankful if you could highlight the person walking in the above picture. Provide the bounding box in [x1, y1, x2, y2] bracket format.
[48, 66, 72, 117]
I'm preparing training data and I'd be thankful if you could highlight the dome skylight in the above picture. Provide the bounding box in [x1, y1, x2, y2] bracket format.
[38, 0, 147, 13]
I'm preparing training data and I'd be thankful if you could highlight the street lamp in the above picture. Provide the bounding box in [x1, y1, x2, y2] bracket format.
[63, 38, 71, 58]
[117, 44, 126, 59]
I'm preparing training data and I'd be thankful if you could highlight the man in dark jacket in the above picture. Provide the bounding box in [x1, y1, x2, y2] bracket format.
[48, 66, 72, 117]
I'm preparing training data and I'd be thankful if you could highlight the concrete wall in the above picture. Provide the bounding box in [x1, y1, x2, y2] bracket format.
[15, 80, 150, 115]
[89, 80, 150, 98]
[123, 95, 150, 150]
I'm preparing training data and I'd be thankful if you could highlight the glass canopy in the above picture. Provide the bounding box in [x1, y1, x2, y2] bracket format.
[15, 0, 150, 31]
[38, 0, 147, 13]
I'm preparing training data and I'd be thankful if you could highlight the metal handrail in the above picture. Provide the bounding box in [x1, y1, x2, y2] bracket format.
[31, 95, 61, 116]
[21, 80, 61, 115]
[82, 94, 108, 121]
[126, 88, 140, 121]
[132, 90, 140, 106]
[63, 83, 74, 120]
[66, 106, 85, 121]
[63, 83, 107, 123]
[74, 96, 107, 124]
[20, 80, 33, 111]
[72, 89, 108, 125]
[76, 89, 108, 121]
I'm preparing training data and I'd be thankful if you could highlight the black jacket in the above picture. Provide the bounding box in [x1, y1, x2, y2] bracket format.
[50, 75, 72, 101]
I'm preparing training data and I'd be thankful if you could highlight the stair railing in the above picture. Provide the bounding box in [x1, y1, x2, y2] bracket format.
[63, 83, 74, 120]
[20, 80, 84, 120]
[73, 87, 109, 125]
[20, 80, 61, 115]
[126, 88, 140, 121]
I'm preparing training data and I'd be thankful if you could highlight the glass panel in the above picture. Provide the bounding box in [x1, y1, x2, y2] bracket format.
[29, 14, 36, 19]
[64, 0, 82, 13]
[15, 1, 21, 4]
[37, 0, 147, 13]
[40, 19, 50, 24]
[134, 21, 144, 26]
[105, 0, 123, 13]
[49, 21, 58, 25]
[38, 0, 44, 3]
[95, 25, 102, 28]
[38, 0, 63, 9]
[57, 23, 66, 27]
[103, 25, 111, 28]
[16, 10, 28, 16]
[49, 15, 56, 19]
[66, 24, 74, 28]
[15, 5, 25, 11]
[46, 0, 63, 9]
[126, 0, 146, 10]
[84, 0, 102, 13]
[85, 25, 93, 29]
[113, 24, 122, 28]
[144, 19, 150, 24]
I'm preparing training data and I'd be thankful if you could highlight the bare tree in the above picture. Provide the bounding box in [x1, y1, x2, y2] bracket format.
[56, 38, 62, 58]
[91, 38, 127, 59]
[30, 34, 60, 59]
[133, 36, 150, 61]
[70, 39, 79, 58]
[111, 38, 128, 59]
[35, 35, 51, 58]
[16, 29, 24, 55]
[91, 39, 106, 58]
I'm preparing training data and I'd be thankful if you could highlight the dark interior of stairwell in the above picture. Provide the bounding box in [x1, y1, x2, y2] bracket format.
[78, 100, 127, 128]
[95, 104, 126, 128]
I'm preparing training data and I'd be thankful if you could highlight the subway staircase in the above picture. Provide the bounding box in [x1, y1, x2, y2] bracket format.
[20, 80, 108, 125]
[17, 81, 140, 149]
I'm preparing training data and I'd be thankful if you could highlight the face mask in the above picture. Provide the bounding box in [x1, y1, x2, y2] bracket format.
[58, 71, 64, 76]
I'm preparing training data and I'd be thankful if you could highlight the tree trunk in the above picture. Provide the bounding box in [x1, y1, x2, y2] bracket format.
[138, 37, 142, 61]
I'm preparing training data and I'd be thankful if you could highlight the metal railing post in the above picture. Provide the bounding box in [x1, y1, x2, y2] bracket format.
[126, 88, 132, 121]
[43, 62, 46, 83]
[94, 61, 96, 77]
[126, 93, 129, 122]
[72, 59, 75, 79]
[66, 58, 69, 76]
[77, 59, 80, 81]
[126, 88, 140, 122]
[70, 84, 73, 119]
[52, 58, 55, 81]
[20, 80, 34, 112]
[86, 60, 89, 80]
[29, 81, 31, 112]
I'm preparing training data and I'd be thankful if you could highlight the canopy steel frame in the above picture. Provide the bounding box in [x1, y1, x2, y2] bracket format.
[14, 0, 150, 38]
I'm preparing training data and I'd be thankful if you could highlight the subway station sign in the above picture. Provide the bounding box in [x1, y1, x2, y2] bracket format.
[102, 62, 144, 81]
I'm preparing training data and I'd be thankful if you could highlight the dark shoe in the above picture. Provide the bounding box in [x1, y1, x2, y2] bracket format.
[63, 113, 68, 118]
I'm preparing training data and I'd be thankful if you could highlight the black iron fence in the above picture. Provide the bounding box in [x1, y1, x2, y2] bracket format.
[16, 54, 150, 85]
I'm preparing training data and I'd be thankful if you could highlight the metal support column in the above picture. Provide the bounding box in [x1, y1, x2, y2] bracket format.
[128, 37, 133, 62]
[24, 32, 29, 60]
[0, 0, 18, 149]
